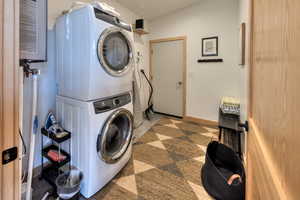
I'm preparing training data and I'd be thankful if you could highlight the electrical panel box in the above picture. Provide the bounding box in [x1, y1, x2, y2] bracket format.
[20, 0, 47, 62]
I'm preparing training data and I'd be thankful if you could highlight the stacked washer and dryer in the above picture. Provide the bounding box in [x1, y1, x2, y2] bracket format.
[55, 5, 135, 198]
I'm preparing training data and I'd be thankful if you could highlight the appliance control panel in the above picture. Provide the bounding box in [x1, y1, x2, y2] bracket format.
[94, 93, 131, 114]
[94, 8, 131, 32]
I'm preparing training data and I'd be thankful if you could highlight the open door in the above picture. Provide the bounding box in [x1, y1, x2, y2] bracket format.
[247, 0, 300, 199]
[0, 0, 21, 199]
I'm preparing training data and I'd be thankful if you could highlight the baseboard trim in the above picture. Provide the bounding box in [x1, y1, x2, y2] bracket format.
[183, 116, 218, 126]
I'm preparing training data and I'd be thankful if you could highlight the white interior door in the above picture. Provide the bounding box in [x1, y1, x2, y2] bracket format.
[151, 39, 184, 117]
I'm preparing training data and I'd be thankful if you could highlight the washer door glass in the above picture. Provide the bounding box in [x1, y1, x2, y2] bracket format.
[98, 29, 132, 76]
[97, 109, 133, 164]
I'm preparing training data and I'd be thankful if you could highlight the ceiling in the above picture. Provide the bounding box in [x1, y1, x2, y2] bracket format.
[115, 0, 200, 20]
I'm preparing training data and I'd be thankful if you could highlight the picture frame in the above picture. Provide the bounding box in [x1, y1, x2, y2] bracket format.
[202, 36, 218, 57]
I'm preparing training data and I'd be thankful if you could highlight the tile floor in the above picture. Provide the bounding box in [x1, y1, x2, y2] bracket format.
[133, 114, 161, 141]
[90, 117, 218, 200]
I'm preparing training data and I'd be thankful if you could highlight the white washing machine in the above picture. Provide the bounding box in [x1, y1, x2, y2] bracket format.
[56, 93, 133, 198]
[55, 5, 135, 101]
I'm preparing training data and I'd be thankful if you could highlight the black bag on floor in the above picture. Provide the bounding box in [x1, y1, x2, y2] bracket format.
[201, 141, 245, 200]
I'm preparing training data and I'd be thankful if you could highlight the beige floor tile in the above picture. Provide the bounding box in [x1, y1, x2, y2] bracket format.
[176, 122, 210, 133]
[152, 125, 185, 138]
[176, 159, 204, 186]
[133, 160, 155, 174]
[93, 181, 138, 200]
[133, 144, 174, 167]
[188, 133, 213, 146]
[137, 131, 159, 144]
[147, 140, 166, 150]
[156, 118, 173, 125]
[136, 168, 198, 200]
[188, 181, 213, 200]
[201, 132, 219, 140]
[197, 144, 207, 153]
[156, 133, 172, 141]
[193, 155, 205, 163]
[162, 138, 205, 158]
[115, 175, 138, 195]
[163, 123, 180, 129]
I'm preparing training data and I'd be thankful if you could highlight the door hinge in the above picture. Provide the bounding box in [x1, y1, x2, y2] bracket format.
[239, 121, 249, 132]
[2, 147, 18, 165]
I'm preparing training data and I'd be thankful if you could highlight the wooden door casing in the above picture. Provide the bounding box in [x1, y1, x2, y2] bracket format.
[0, 0, 21, 199]
[247, 0, 300, 199]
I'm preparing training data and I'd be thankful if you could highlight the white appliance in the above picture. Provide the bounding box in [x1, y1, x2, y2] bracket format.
[55, 5, 135, 101]
[56, 93, 134, 198]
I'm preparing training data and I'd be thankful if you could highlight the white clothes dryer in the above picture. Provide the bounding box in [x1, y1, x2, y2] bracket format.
[55, 5, 135, 101]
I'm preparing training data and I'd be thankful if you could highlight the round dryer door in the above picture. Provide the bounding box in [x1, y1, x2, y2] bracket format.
[97, 108, 133, 164]
[97, 27, 133, 76]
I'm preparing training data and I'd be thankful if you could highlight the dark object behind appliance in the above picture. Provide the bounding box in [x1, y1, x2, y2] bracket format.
[135, 19, 144, 29]
[201, 141, 245, 200]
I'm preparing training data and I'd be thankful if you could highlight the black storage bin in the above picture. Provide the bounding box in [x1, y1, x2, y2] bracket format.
[201, 141, 245, 200]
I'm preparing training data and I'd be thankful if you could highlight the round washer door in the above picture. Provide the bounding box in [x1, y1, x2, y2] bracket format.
[97, 108, 133, 164]
[97, 27, 133, 76]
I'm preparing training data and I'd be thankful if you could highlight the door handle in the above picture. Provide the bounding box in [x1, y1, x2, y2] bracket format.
[176, 81, 183, 87]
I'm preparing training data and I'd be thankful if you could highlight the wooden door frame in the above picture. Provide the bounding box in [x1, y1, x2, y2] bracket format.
[246, 0, 300, 198]
[246, 0, 254, 198]
[149, 36, 187, 117]
[0, 0, 21, 199]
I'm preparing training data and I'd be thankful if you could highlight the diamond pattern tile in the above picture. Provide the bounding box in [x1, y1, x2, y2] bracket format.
[152, 125, 185, 138]
[90, 117, 218, 200]
[147, 140, 166, 150]
[114, 175, 138, 195]
[162, 137, 205, 158]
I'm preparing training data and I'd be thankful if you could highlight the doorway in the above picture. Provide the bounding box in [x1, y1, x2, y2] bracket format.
[150, 37, 187, 118]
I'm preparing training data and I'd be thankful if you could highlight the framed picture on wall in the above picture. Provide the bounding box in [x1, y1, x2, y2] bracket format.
[202, 36, 218, 57]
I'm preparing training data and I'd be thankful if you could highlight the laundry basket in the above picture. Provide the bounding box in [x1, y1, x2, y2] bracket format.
[56, 170, 83, 200]
[201, 141, 245, 200]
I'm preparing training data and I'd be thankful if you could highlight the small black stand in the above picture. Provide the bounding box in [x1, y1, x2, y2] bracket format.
[218, 109, 243, 159]
[40, 127, 71, 194]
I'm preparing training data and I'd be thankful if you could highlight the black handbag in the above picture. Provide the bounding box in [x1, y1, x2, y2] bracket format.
[201, 141, 245, 200]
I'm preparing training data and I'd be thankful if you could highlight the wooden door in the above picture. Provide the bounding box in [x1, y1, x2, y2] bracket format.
[247, 0, 300, 199]
[0, 0, 21, 199]
[150, 37, 187, 117]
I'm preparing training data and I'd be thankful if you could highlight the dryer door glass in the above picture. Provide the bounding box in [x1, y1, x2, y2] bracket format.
[98, 30, 132, 76]
[97, 109, 133, 163]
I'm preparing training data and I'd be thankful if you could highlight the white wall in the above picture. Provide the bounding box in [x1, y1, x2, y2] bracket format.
[22, 0, 149, 170]
[239, 0, 251, 122]
[149, 0, 241, 121]
[238, 0, 251, 158]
